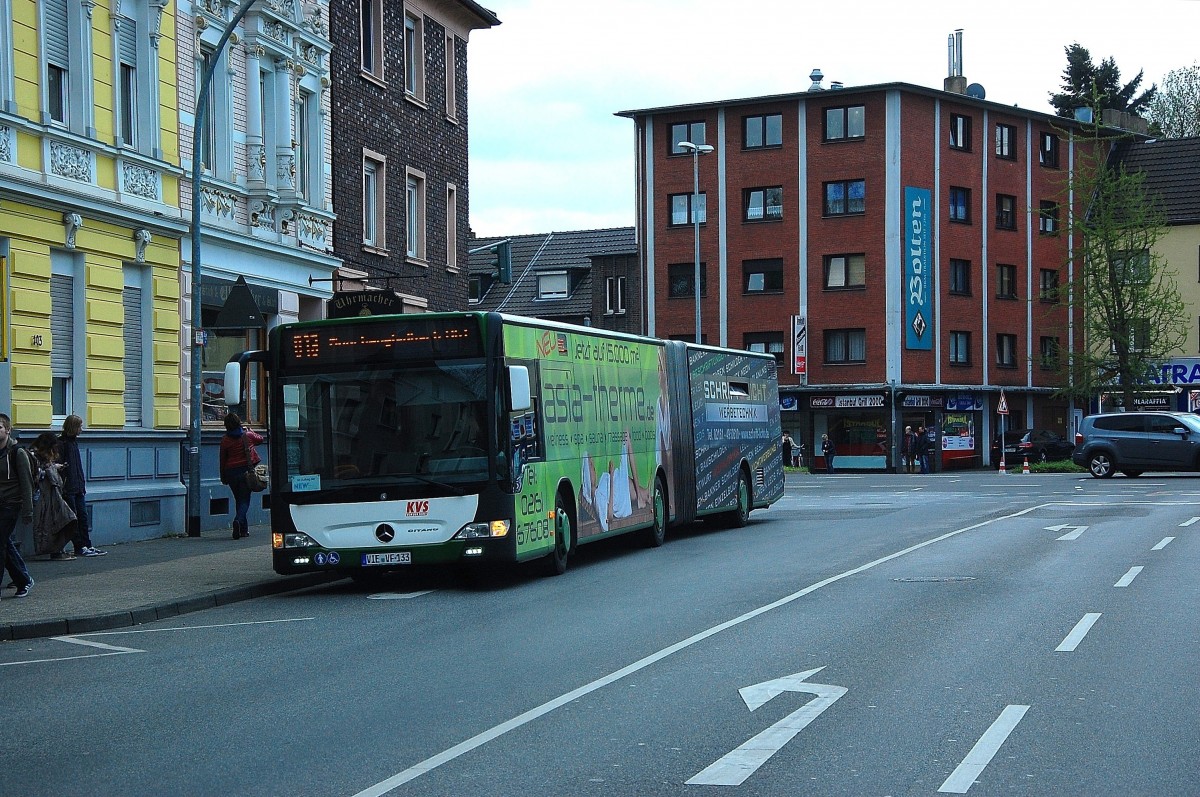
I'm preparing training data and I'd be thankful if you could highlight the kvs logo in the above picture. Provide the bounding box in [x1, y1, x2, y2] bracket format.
[406, 500, 430, 517]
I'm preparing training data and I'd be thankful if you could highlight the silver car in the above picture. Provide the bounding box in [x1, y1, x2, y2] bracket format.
[1072, 411, 1200, 478]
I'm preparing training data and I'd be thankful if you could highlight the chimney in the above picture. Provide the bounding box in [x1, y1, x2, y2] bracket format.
[830, 81, 844, 90]
[808, 68, 824, 92]
[944, 29, 967, 94]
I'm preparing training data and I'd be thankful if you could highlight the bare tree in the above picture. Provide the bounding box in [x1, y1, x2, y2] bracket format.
[1063, 122, 1187, 408]
[1145, 63, 1200, 139]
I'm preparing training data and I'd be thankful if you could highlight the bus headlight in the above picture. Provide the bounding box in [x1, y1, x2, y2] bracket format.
[279, 532, 319, 549]
[455, 520, 510, 539]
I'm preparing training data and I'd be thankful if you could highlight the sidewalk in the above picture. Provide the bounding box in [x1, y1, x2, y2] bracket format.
[0, 523, 342, 641]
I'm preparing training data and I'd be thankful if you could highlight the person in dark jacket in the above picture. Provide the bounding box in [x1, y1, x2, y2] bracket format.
[821, 433, 836, 474]
[58, 414, 105, 557]
[219, 413, 264, 539]
[0, 413, 35, 601]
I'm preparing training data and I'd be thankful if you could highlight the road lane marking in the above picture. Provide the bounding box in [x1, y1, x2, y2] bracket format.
[1114, 566, 1143, 587]
[1152, 537, 1175, 550]
[69, 617, 316, 637]
[1180, 517, 1200, 527]
[938, 705, 1030, 793]
[349, 504, 1048, 797]
[1056, 613, 1102, 652]
[367, 591, 435, 600]
[1045, 523, 1088, 540]
[687, 668, 847, 786]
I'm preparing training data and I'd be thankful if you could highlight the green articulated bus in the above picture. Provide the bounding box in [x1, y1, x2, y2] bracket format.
[224, 312, 784, 578]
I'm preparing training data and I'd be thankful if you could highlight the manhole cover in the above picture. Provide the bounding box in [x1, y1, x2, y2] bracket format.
[893, 577, 976, 583]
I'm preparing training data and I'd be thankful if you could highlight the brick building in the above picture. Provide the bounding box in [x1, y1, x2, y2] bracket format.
[467, 227, 640, 332]
[329, 0, 499, 311]
[619, 72, 1107, 470]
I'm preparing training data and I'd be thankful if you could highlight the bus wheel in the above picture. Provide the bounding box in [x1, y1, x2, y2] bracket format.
[725, 470, 751, 528]
[542, 494, 571, 577]
[643, 476, 667, 548]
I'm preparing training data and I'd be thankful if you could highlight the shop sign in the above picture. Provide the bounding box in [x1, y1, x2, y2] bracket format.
[946, 393, 983, 411]
[792, 314, 807, 379]
[836, 395, 884, 408]
[902, 395, 930, 408]
[903, 186, 933, 351]
[1148, 358, 1200, 385]
[1131, 395, 1171, 410]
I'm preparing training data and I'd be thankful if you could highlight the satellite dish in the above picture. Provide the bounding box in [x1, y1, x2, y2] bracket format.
[966, 83, 986, 100]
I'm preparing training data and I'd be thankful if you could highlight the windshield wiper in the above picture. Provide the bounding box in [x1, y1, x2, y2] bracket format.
[405, 472, 467, 496]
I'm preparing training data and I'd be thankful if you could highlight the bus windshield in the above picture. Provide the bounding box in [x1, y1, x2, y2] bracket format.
[281, 361, 489, 490]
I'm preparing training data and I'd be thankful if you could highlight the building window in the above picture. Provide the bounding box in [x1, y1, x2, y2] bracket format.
[825, 329, 866, 364]
[469, 274, 493, 303]
[118, 63, 137, 147]
[295, 92, 313, 201]
[949, 186, 971, 223]
[606, 276, 626, 314]
[538, 271, 568, 300]
[670, 121, 706, 154]
[949, 258, 971, 295]
[50, 269, 75, 418]
[1039, 132, 1059, 168]
[997, 263, 1017, 299]
[744, 187, 783, 221]
[122, 269, 148, 426]
[404, 10, 424, 100]
[743, 258, 783, 293]
[824, 254, 866, 289]
[824, 105, 865, 141]
[1040, 336, 1060, 370]
[406, 168, 426, 259]
[744, 113, 782, 148]
[669, 192, 706, 226]
[949, 114, 971, 150]
[198, 48, 217, 170]
[446, 184, 457, 269]
[950, 331, 971, 365]
[444, 33, 457, 119]
[1039, 268, 1058, 301]
[1113, 249, 1151, 284]
[668, 262, 706, 298]
[996, 333, 1017, 367]
[361, 0, 383, 77]
[745, 332, 785, 367]
[995, 123, 1016, 159]
[363, 152, 385, 248]
[823, 179, 865, 216]
[1039, 200, 1059, 234]
[996, 194, 1017, 230]
[1112, 319, 1150, 352]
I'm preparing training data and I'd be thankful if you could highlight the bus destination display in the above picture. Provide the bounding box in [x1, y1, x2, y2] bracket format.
[281, 318, 482, 368]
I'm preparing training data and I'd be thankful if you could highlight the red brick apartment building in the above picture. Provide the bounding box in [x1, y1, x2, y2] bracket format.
[618, 74, 1104, 470]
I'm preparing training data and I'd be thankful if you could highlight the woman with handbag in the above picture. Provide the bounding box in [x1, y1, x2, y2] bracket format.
[31, 432, 77, 557]
[218, 412, 264, 539]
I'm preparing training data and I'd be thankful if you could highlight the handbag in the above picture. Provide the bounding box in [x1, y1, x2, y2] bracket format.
[241, 435, 268, 492]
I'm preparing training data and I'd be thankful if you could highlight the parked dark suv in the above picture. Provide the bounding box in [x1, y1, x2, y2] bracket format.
[991, 429, 1075, 466]
[1072, 411, 1200, 478]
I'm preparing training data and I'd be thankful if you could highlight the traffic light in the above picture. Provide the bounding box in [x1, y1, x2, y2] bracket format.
[493, 240, 512, 284]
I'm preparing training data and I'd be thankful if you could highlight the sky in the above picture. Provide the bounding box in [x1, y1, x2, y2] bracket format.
[465, 0, 1200, 238]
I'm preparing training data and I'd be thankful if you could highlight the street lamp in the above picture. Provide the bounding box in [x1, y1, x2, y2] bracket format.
[678, 141, 713, 344]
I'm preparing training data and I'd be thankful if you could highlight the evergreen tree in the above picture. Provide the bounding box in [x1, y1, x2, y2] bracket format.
[1050, 43, 1157, 118]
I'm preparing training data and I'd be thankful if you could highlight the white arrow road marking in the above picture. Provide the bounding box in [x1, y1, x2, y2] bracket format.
[938, 705, 1030, 793]
[1056, 613, 1102, 652]
[0, 636, 145, 667]
[1114, 566, 1143, 587]
[686, 667, 847, 786]
[1180, 517, 1200, 527]
[1044, 523, 1088, 540]
[1152, 537, 1175, 550]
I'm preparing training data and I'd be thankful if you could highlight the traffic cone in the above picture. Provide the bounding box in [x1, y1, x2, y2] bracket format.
[999, 457, 1007, 475]
[1022, 456, 1030, 474]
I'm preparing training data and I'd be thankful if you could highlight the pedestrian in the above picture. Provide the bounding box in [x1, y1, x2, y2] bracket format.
[57, 414, 106, 557]
[794, 436, 805, 468]
[30, 432, 77, 558]
[901, 425, 917, 473]
[916, 425, 930, 474]
[821, 433, 836, 474]
[219, 412, 264, 539]
[0, 413, 35, 601]
[781, 432, 794, 469]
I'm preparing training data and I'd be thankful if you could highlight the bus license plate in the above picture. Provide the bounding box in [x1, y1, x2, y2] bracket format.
[362, 552, 411, 566]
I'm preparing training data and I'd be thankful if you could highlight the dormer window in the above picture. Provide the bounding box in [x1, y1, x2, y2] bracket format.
[538, 271, 569, 300]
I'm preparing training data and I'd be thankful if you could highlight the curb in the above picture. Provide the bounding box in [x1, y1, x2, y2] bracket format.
[0, 572, 343, 642]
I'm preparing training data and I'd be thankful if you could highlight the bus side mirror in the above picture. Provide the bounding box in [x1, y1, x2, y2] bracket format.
[509, 365, 531, 412]
[224, 361, 242, 408]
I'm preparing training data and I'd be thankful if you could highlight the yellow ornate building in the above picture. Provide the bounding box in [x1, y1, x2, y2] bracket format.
[0, 0, 188, 541]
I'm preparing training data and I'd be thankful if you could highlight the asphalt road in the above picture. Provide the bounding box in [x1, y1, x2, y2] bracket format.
[3, 471, 1198, 796]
